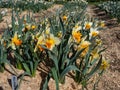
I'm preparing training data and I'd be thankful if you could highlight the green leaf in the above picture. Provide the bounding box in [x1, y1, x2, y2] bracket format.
[22, 63, 30, 74]
[30, 61, 33, 76]
[14, 51, 24, 62]
[82, 51, 91, 75]
[42, 73, 51, 90]
[48, 51, 59, 71]
[87, 55, 102, 79]
[33, 60, 39, 77]
[60, 65, 79, 79]
[0, 64, 4, 73]
[70, 48, 85, 64]
[51, 68, 59, 90]
[59, 17, 65, 35]
[48, 18, 54, 34]
[98, 48, 107, 54]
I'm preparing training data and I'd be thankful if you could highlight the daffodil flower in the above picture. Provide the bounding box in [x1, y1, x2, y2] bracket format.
[31, 25, 36, 30]
[78, 37, 91, 57]
[84, 22, 93, 30]
[25, 24, 31, 31]
[57, 31, 62, 38]
[96, 39, 102, 46]
[45, 34, 60, 50]
[89, 28, 99, 39]
[73, 24, 82, 31]
[12, 32, 22, 46]
[78, 40, 91, 49]
[10, 32, 22, 50]
[45, 27, 50, 35]
[100, 59, 109, 70]
[34, 35, 45, 52]
[91, 48, 99, 60]
[62, 15, 67, 21]
[99, 21, 105, 27]
[72, 29, 82, 43]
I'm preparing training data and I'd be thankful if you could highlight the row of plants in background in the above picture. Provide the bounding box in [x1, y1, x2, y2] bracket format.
[0, 0, 109, 90]
[98, 0, 120, 22]
[0, 0, 53, 13]
[87, 0, 120, 2]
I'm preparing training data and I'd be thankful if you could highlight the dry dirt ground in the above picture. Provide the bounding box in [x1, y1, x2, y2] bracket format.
[0, 5, 120, 90]
[87, 5, 120, 90]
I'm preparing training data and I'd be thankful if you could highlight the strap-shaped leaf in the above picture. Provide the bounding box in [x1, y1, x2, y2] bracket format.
[82, 51, 91, 75]
[29, 45, 40, 61]
[22, 63, 30, 74]
[70, 48, 85, 64]
[48, 52, 59, 71]
[42, 73, 51, 90]
[33, 61, 39, 76]
[51, 68, 59, 90]
[0, 45, 2, 63]
[30, 61, 33, 76]
[60, 65, 79, 79]
[59, 16, 65, 36]
[14, 51, 24, 62]
[48, 18, 54, 34]
[98, 48, 107, 54]
[87, 55, 102, 79]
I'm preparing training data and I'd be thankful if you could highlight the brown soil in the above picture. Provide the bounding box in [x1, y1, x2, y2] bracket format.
[0, 4, 120, 90]
[87, 5, 120, 90]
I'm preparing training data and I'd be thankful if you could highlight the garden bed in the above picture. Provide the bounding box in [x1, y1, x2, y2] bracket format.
[0, 1, 120, 90]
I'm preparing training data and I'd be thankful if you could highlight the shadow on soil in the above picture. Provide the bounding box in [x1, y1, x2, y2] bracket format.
[0, 87, 4, 90]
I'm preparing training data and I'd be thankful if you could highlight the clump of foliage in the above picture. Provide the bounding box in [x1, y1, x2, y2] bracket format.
[0, 0, 109, 90]
[0, 0, 53, 12]
[98, 0, 120, 22]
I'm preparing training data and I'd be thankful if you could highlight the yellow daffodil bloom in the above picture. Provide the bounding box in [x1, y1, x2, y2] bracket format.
[45, 38, 54, 49]
[25, 24, 31, 31]
[91, 49, 99, 60]
[91, 31, 99, 37]
[45, 28, 50, 35]
[73, 24, 82, 31]
[80, 47, 89, 57]
[34, 35, 45, 52]
[38, 45, 44, 51]
[57, 31, 62, 38]
[79, 40, 91, 49]
[84, 22, 92, 30]
[62, 15, 67, 21]
[78, 38, 91, 57]
[96, 39, 102, 46]
[72, 30, 82, 43]
[12, 32, 22, 46]
[89, 28, 99, 39]
[31, 25, 36, 30]
[100, 59, 109, 70]
[45, 34, 60, 50]
[99, 21, 105, 27]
